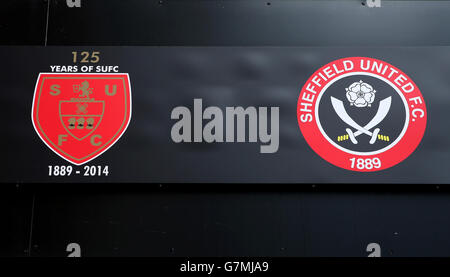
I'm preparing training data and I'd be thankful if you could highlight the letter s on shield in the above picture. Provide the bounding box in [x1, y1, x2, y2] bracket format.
[32, 73, 132, 165]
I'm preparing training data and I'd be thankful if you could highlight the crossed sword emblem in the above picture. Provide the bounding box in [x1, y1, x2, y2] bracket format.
[330, 96, 392, 145]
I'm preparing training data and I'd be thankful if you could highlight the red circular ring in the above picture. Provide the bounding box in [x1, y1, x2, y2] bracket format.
[297, 57, 427, 172]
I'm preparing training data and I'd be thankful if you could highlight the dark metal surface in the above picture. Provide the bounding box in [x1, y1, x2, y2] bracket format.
[2, 0, 450, 257]
[47, 0, 450, 46]
[27, 192, 450, 257]
[0, 188, 34, 257]
[0, 0, 47, 45]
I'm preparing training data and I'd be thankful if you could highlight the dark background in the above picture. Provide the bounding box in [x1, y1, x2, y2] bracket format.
[2, 0, 450, 257]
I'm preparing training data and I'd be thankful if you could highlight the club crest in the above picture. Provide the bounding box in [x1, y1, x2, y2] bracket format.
[297, 57, 427, 171]
[32, 73, 132, 165]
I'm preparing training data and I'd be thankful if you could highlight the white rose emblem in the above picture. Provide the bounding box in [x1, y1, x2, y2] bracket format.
[345, 80, 376, 107]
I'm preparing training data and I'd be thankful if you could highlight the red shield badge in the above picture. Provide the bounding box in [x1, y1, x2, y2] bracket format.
[32, 73, 132, 165]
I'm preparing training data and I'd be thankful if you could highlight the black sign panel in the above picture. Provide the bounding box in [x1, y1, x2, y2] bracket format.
[1, 46, 448, 184]
[3, 0, 450, 259]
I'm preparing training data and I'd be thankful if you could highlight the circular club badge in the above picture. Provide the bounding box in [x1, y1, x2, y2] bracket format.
[297, 57, 427, 171]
